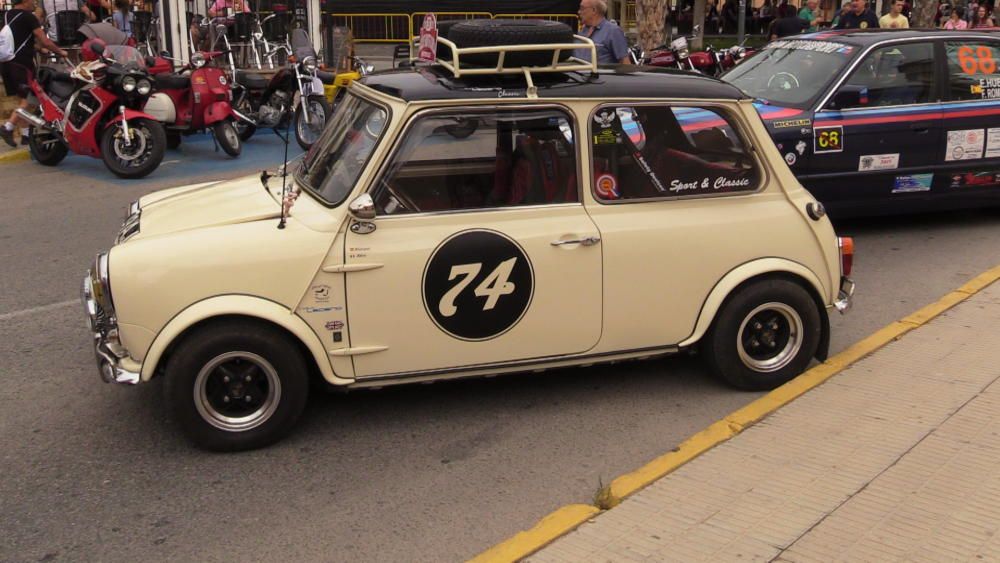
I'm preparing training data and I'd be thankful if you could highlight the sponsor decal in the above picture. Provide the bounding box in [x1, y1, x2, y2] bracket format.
[193, 76, 207, 85]
[795, 140, 807, 155]
[593, 110, 616, 128]
[859, 153, 899, 171]
[949, 171, 1000, 188]
[946, 129, 985, 161]
[325, 320, 345, 331]
[814, 126, 843, 153]
[595, 173, 621, 199]
[892, 173, 933, 193]
[669, 176, 752, 193]
[767, 40, 852, 54]
[785, 152, 797, 165]
[304, 306, 338, 313]
[978, 77, 1000, 99]
[593, 128, 620, 145]
[985, 128, 1000, 158]
[772, 118, 812, 129]
[312, 285, 330, 302]
[422, 230, 534, 341]
[498, 89, 527, 98]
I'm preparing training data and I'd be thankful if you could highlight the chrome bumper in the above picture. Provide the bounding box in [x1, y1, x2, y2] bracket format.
[834, 276, 855, 314]
[82, 273, 139, 385]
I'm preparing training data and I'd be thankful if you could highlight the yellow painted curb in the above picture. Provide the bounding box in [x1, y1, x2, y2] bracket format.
[0, 148, 29, 164]
[470, 264, 1000, 563]
[469, 504, 599, 563]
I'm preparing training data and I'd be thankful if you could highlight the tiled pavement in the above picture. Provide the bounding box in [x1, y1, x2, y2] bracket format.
[529, 281, 1000, 563]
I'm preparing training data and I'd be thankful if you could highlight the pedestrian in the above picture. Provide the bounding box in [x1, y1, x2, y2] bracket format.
[973, 4, 996, 26]
[575, 0, 630, 64]
[798, 0, 821, 31]
[1, 0, 69, 147]
[830, 0, 852, 27]
[706, 0, 722, 34]
[759, 0, 775, 34]
[942, 7, 969, 27]
[770, 3, 809, 39]
[965, 0, 980, 22]
[834, 0, 880, 28]
[722, 0, 739, 33]
[112, 0, 133, 37]
[879, 0, 910, 27]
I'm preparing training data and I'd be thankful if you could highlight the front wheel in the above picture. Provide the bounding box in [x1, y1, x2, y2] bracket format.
[293, 94, 330, 151]
[213, 120, 242, 157]
[702, 278, 821, 391]
[163, 321, 310, 451]
[28, 127, 68, 166]
[100, 118, 166, 179]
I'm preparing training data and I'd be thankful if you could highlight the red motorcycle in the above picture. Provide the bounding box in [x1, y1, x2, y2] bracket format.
[17, 41, 166, 178]
[640, 28, 755, 76]
[143, 50, 243, 156]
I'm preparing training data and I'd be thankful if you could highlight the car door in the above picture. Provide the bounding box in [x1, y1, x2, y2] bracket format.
[937, 37, 1000, 201]
[804, 41, 943, 214]
[341, 106, 603, 379]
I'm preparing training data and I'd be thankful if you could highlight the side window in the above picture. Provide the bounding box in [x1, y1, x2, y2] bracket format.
[374, 109, 578, 215]
[835, 42, 935, 108]
[945, 41, 1000, 102]
[590, 105, 758, 201]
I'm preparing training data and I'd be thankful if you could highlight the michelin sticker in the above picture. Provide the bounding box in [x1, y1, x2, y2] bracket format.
[423, 229, 534, 341]
[945, 129, 985, 161]
[892, 173, 933, 193]
[859, 153, 899, 171]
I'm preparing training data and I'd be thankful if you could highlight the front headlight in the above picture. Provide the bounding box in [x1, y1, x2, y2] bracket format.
[137, 79, 152, 95]
[122, 75, 137, 92]
[191, 52, 206, 68]
[302, 56, 317, 72]
[89, 252, 116, 329]
[678, 49, 689, 59]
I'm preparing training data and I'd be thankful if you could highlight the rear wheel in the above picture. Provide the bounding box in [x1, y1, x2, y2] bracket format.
[100, 118, 166, 179]
[293, 94, 330, 151]
[28, 127, 68, 166]
[702, 279, 821, 391]
[164, 321, 310, 451]
[213, 120, 242, 157]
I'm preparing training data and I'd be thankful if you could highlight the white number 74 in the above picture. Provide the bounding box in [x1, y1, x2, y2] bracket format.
[438, 258, 517, 318]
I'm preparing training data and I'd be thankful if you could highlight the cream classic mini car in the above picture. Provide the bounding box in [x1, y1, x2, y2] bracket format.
[82, 21, 854, 451]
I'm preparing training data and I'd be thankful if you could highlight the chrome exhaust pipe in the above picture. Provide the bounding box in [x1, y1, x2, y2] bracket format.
[15, 108, 48, 129]
[232, 108, 257, 126]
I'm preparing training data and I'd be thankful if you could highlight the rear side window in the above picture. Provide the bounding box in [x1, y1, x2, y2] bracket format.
[945, 41, 1000, 102]
[836, 42, 935, 108]
[589, 105, 758, 201]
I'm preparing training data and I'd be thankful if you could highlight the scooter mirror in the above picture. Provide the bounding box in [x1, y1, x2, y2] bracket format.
[91, 42, 106, 56]
[160, 50, 172, 58]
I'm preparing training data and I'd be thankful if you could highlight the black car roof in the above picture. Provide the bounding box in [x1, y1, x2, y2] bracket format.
[794, 28, 1000, 46]
[360, 65, 748, 102]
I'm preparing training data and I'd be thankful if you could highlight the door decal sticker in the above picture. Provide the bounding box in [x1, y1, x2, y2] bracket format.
[422, 229, 534, 341]
[814, 125, 843, 154]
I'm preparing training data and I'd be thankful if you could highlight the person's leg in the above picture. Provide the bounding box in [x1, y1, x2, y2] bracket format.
[2, 65, 36, 146]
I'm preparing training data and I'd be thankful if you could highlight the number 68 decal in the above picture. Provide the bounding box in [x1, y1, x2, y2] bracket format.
[423, 230, 534, 341]
[814, 125, 844, 154]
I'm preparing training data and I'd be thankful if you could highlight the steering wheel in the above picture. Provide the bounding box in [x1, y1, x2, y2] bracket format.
[380, 179, 419, 214]
[766, 71, 800, 91]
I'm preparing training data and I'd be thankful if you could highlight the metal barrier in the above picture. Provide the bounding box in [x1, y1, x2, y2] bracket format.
[494, 13, 578, 30]
[326, 13, 410, 42]
[623, 0, 636, 32]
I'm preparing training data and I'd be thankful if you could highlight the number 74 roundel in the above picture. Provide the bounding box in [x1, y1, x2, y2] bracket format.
[422, 229, 535, 341]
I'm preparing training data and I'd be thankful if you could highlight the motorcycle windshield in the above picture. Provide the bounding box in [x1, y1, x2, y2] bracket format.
[291, 29, 316, 61]
[106, 45, 147, 68]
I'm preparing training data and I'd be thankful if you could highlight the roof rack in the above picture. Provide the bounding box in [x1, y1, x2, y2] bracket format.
[413, 35, 599, 98]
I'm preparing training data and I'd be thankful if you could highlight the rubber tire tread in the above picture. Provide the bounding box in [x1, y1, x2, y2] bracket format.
[446, 19, 575, 67]
[100, 118, 166, 179]
[294, 94, 330, 151]
[163, 320, 310, 452]
[213, 119, 242, 157]
[702, 278, 821, 391]
[28, 127, 68, 166]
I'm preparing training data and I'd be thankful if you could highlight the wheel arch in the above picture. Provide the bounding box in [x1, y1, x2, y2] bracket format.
[680, 259, 831, 361]
[139, 295, 352, 385]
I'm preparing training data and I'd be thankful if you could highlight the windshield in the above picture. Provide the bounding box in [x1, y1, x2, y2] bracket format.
[105, 45, 146, 68]
[291, 28, 316, 60]
[296, 93, 388, 206]
[722, 40, 857, 108]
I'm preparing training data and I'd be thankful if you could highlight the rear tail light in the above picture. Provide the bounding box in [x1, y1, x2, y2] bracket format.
[838, 236, 854, 277]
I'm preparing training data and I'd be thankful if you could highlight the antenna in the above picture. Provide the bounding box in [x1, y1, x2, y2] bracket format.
[276, 114, 291, 230]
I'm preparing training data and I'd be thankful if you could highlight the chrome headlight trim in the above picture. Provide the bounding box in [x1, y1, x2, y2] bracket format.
[302, 55, 317, 73]
[122, 75, 137, 92]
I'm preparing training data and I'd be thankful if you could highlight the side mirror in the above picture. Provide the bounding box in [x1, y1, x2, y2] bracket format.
[348, 193, 376, 220]
[91, 42, 106, 57]
[827, 85, 865, 110]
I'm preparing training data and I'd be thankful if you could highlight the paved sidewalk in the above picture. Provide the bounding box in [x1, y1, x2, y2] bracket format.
[529, 280, 1000, 562]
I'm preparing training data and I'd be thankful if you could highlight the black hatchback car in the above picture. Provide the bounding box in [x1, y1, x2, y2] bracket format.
[722, 29, 1000, 217]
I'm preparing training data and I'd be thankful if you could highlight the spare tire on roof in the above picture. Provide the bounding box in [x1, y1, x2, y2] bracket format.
[434, 19, 465, 61]
[446, 19, 576, 68]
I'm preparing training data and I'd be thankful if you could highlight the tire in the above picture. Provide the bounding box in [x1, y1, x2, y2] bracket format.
[28, 127, 68, 166]
[166, 132, 181, 149]
[100, 118, 166, 179]
[434, 19, 464, 61]
[702, 278, 821, 391]
[293, 94, 330, 151]
[213, 119, 242, 157]
[446, 19, 575, 68]
[234, 93, 257, 141]
[163, 320, 310, 451]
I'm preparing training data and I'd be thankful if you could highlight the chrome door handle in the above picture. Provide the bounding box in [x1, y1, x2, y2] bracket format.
[551, 236, 601, 247]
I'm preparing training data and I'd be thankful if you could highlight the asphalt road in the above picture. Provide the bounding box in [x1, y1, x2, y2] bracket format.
[1, 145, 999, 562]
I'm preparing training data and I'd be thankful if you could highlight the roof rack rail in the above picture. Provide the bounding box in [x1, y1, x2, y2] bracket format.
[411, 35, 599, 98]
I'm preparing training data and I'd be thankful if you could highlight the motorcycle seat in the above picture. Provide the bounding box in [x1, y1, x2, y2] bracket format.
[155, 73, 191, 90]
[236, 71, 269, 90]
[316, 70, 335, 84]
